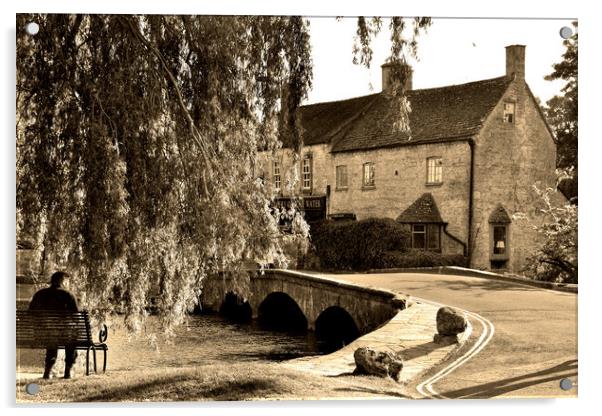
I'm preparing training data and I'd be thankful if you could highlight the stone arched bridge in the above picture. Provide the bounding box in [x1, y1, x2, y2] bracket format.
[200, 269, 408, 337]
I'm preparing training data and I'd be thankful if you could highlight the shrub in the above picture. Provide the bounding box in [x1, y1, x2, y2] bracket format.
[378, 250, 468, 269]
[513, 169, 577, 284]
[310, 218, 410, 270]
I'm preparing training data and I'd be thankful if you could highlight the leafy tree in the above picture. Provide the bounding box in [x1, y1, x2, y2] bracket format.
[16, 15, 430, 333]
[513, 169, 577, 284]
[544, 21, 577, 200]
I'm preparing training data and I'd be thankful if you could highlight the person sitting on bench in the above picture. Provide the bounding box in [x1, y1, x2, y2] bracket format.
[29, 271, 79, 379]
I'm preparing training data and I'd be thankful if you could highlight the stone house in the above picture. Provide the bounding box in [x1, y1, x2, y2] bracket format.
[259, 45, 561, 273]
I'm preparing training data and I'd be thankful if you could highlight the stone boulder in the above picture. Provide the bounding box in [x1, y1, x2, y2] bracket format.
[353, 347, 404, 381]
[434, 307, 467, 343]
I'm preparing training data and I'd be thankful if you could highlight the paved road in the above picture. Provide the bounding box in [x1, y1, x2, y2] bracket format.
[320, 272, 578, 399]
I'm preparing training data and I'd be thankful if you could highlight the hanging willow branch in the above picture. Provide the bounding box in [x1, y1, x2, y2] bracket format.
[119, 16, 216, 172]
[16, 15, 430, 333]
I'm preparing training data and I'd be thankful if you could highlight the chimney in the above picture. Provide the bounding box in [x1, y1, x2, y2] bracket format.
[505, 45, 526, 79]
[381, 62, 413, 93]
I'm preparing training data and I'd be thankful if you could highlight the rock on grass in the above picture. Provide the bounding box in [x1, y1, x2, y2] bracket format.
[353, 347, 404, 382]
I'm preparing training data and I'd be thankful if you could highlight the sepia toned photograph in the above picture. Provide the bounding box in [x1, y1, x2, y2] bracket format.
[15, 14, 578, 403]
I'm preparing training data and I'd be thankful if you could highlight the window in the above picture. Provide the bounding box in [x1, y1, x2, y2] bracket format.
[426, 157, 443, 184]
[302, 154, 312, 191]
[273, 161, 281, 191]
[336, 165, 348, 189]
[363, 162, 375, 188]
[493, 226, 507, 255]
[490, 224, 509, 269]
[427, 224, 441, 250]
[503, 102, 515, 123]
[412, 225, 426, 249]
[412, 224, 441, 251]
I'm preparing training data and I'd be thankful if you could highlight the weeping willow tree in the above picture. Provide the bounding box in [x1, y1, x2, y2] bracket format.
[16, 14, 430, 333]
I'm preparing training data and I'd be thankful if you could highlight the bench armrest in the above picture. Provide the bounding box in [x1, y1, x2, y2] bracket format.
[98, 324, 108, 343]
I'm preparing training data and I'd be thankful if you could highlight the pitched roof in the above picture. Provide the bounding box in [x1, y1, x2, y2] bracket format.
[396, 193, 444, 224]
[488, 204, 512, 224]
[297, 76, 512, 153]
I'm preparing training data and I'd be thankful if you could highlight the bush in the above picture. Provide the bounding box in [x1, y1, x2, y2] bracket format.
[310, 218, 410, 270]
[514, 169, 577, 284]
[378, 250, 468, 269]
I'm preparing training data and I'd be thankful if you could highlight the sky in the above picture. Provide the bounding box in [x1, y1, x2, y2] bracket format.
[304, 17, 575, 105]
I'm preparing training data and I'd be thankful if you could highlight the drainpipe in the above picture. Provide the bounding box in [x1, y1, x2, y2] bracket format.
[467, 138, 476, 265]
[443, 224, 467, 256]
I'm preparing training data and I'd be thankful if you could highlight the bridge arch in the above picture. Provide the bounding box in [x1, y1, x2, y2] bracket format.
[315, 306, 360, 353]
[219, 292, 252, 322]
[257, 291, 308, 331]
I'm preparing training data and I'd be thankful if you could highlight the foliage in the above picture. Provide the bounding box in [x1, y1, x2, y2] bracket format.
[352, 17, 431, 135]
[311, 218, 410, 270]
[16, 15, 431, 333]
[16, 15, 314, 333]
[351, 17, 432, 69]
[543, 21, 577, 198]
[513, 169, 578, 284]
[378, 251, 468, 269]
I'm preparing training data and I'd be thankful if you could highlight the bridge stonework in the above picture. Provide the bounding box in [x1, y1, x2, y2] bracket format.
[201, 269, 408, 334]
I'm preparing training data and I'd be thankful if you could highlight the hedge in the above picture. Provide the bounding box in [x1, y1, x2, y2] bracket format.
[378, 250, 469, 269]
[310, 218, 410, 270]
[309, 218, 468, 271]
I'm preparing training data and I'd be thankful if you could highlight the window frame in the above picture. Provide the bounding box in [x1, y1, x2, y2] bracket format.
[335, 165, 348, 190]
[490, 223, 510, 260]
[273, 160, 281, 192]
[301, 154, 312, 193]
[426, 157, 443, 185]
[503, 101, 516, 124]
[427, 224, 441, 251]
[411, 223, 441, 252]
[362, 162, 375, 189]
[411, 224, 427, 250]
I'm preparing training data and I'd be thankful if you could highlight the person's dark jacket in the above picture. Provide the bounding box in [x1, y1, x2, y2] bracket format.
[28, 286, 78, 311]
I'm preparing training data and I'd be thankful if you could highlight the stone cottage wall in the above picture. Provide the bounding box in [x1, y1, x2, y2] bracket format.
[259, 141, 470, 256]
[471, 78, 559, 272]
[327, 141, 471, 256]
[257, 144, 330, 199]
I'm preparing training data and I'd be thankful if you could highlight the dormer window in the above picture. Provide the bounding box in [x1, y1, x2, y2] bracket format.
[503, 102, 515, 123]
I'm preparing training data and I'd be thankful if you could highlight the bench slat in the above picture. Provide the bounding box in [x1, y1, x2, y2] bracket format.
[16, 310, 103, 349]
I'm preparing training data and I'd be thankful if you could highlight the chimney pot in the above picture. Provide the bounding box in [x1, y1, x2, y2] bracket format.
[505, 45, 526, 79]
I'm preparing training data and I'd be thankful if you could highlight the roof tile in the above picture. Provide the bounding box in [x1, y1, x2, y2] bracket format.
[396, 193, 444, 223]
[297, 76, 512, 152]
[488, 204, 512, 224]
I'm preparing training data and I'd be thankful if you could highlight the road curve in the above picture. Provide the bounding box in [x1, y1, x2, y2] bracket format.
[318, 271, 578, 399]
[415, 296, 495, 399]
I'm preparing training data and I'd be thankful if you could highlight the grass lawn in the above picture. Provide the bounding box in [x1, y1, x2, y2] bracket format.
[16, 363, 409, 402]
[17, 315, 410, 402]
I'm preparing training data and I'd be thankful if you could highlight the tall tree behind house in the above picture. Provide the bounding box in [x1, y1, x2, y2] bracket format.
[544, 21, 577, 202]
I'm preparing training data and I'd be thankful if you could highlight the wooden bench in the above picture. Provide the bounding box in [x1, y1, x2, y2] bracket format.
[16, 310, 108, 376]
